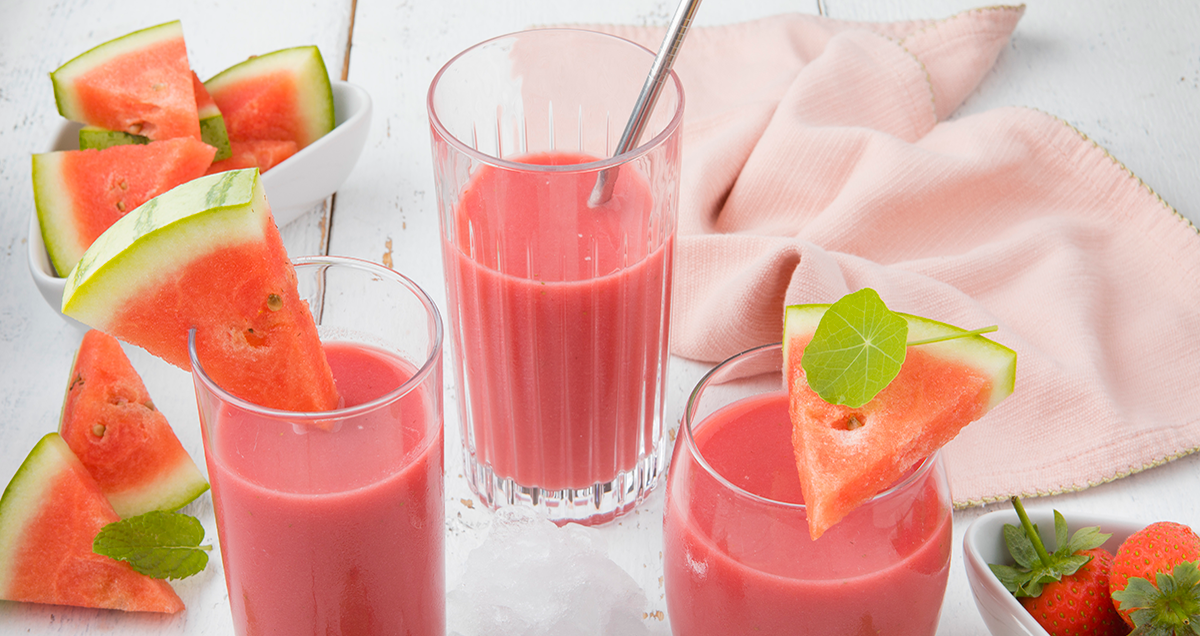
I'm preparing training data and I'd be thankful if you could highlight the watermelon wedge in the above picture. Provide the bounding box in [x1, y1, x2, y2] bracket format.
[33, 137, 217, 276]
[0, 433, 184, 613]
[59, 330, 209, 519]
[60, 168, 339, 413]
[784, 303, 1016, 540]
[204, 46, 335, 151]
[51, 21, 200, 142]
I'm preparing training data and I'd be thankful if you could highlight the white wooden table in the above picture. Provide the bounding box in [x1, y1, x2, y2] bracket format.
[1, 1, 1197, 634]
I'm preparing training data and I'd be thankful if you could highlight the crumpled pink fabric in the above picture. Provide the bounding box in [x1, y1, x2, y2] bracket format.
[590, 5, 1200, 506]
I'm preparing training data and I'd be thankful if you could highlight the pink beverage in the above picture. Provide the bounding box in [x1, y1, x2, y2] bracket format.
[429, 28, 683, 522]
[663, 345, 952, 636]
[445, 151, 670, 492]
[192, 257, 444, 636]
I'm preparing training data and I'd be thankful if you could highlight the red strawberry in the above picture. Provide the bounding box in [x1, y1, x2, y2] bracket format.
[1019, 547, 1128, 636]
[988, 497, 1127, 636]
[1109, 521, 1200, 634]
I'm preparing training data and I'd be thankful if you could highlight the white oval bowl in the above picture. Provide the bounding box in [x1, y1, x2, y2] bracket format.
[28, 80, 371, 322]
[962, 507, 1143, 636]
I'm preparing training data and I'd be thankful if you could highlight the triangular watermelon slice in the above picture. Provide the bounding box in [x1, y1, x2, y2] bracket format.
[783, 303, 1016, 540]
[59, 330, 209, 519]
[51, 21, 201, 142]
[204, 45, 335, 151]
[0, 433, 184, 613]
[60, 168, 339, 413]
[33, 137, 217, 276]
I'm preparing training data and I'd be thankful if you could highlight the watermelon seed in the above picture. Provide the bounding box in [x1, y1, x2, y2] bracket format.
[267, 294, 283, 311]
[834, 414, 865, 431]
[69, 373, 84, 391]
[92, 424, 106, 437]
[116, 201, 126, 212]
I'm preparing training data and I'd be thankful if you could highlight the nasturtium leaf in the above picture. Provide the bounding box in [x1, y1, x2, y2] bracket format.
[93, 510, 212, 580]
[801, 288, 908, 408]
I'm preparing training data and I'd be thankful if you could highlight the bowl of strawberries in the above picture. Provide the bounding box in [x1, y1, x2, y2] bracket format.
[963, 498, 1200, 636]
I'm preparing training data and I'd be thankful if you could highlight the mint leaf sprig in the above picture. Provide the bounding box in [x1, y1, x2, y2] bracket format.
[93, 510, 212, 580]
[801, 288, 997, 408]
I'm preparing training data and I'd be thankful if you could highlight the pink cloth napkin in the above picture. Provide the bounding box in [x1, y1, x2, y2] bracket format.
[590, 6, 1200, 507]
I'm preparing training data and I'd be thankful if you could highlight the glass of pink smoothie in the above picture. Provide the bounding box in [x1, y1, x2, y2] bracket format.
[663, 343, 953, 636]
[428, 29, 684, 524]
[191, 256, 444, 636]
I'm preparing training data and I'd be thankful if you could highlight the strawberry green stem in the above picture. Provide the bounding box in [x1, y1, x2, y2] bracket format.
[1011, 496, 1055, 567]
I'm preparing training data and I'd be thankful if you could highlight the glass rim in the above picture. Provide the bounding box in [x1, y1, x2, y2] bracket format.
[681, 341, 941, 512]
[188, 255, 444, 421]
[426, 27, 686, 174]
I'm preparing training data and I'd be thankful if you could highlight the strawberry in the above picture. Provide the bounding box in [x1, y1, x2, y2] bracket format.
[1109, 521, 1200, 635]
[988, 497, 1128, 636]
[1019, 547, 1128, 636]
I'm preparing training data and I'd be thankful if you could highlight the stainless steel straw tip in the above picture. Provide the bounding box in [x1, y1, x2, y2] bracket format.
[588, 0, 702, 208]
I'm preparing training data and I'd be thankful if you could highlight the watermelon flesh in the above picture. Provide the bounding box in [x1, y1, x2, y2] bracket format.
[61, 169, 339, 413]
[205, 139, 297, 175]
[51, 21, 200, 142]
[0, 433, 185, 613]
[59, 330, 209, 519]
[77, 70, 231, 163]
[33, 137, 216, 276]
[204, 45, 335, 151]
[784, 304, 1016, 540]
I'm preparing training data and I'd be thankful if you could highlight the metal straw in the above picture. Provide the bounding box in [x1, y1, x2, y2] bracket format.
[588, 0, 702, 207]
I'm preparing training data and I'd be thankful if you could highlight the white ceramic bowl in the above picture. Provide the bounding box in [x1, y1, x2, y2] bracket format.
[28, 80, 371, 321]
[962, 507, 1143, 636]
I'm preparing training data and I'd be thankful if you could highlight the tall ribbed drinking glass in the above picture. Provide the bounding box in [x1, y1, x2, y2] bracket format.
[428, 28, 684, 524]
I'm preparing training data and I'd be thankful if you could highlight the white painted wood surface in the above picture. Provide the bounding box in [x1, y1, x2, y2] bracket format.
[0, 1, 1196, 634]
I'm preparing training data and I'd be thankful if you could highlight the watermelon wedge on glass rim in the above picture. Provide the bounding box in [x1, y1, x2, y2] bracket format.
[0, 433, 185, 613]
[59, 330, 209, 519]
[60, 168, 339, 413]
[32, 137, 216, 276]
[783, 302, 1017, 540]
[51, 20, 201, 142]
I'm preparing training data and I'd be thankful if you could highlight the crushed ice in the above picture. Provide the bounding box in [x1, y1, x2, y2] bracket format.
[447, 506, 667, 636]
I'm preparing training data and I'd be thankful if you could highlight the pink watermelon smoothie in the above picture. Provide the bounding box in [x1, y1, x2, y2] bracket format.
[663, 391, 952, 636]
[202, 341, 443, 636]
[444, 150, 672, 491]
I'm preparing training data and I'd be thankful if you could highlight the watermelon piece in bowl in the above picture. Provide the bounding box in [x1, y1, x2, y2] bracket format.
[33, 137, 217, 276]
[60, 168, 340, 413]
[59, 330, 209, 519]
[0, 433, 185, 613]
[51, 21, 200, 142]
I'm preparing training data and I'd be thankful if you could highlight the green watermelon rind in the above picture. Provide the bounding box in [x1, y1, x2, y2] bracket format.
[61, 169, 268, 327]
[200, 112, 232, 161]
[0, 434, 75, 595]
[204, 45, 335, 149]
[51, 21, 185, 123]
[58, 340, 210, 519]
[78, 126, 150, 151]
[783, 303, 1017, 409]
[31, 152, 82, 277]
